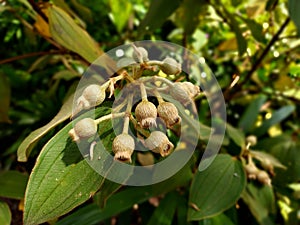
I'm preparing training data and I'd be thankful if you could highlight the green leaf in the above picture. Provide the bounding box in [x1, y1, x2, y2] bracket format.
[147, 191, 179, 225]
[253, 105, 295, 137]
[0, 73, 11, 123]
[238, 95, 267, 132]
[138, 0, 181, 35]
[188, 154, 246, 221]
[109, 0, 132, 33]
[226, 123, 245, 148]
[0, 201, 11, 225]
[175, 0, 208, 35]
[198, 213, 235, 225]
[23, 107, 112, 225]
[57, 160, 193, 225]
[243, 18, 265, 43]
[48, 5, 101, 63]
[0, 170, 28, 199]
[93, 180, 122, 208]
[289, 0, 300, 35]
[17, 92, 74, 162]
[241, 182, 276, 225]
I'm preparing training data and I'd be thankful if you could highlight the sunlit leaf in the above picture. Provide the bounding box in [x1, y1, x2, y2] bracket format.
[17, 92, 74, 162]
[0, 201, 11, 225]
[109, 0, 132, 33]
[0, 170, 28, 199]
[188, 154, 246, 221]
[48, 5, 101, 63]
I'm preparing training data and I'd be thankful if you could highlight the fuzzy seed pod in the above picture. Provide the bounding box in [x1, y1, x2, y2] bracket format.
[69, 118, 97, 142]
[135, 100, 157, 128]
[169, 82, 191, 105]
[157, 102, 181, 128]
[244, 163, 259, 179]
[246, 135, 257, 146]
[112, 133, 135, 163]
[160, 57, 182, 75]
[145, 131, 174, 157]
[132, 47, 149, 63]
[181, 82, 200, 99]
[257, 170, 271, 186]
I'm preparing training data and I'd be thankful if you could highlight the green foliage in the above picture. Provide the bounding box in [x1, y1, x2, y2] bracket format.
[0, 0, 300, 224]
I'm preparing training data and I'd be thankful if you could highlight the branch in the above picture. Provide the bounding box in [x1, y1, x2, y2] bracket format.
[0, 50, 66, 64]
[224, 17, 291, 100]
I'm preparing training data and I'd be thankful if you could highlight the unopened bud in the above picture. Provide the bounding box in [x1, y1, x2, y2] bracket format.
[145, 131, 174, 157]
[246, 135, 257, 146]
[69, 118, 97, 142]
[132, 47, 149, 63]
[160, 57, 181, 75]
[244, 163, 259, 179]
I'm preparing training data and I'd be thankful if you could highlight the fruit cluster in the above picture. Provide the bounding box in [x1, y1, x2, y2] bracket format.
[69, 45, 200, 163]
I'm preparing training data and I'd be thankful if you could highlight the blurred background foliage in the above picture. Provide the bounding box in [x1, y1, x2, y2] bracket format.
[0, 0, 299, 224]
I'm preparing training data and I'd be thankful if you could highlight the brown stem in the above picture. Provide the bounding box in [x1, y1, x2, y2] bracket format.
[0, 50, 66, 64]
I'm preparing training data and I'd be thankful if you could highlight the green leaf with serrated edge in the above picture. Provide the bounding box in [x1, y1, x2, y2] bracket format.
[57, 160, 193, 225]
[289, 0, 300, 35]
[241, 182, 276, 225]
[23, 106, 114, 225]
[188, 154, 246, 221]
[226, 123, 245, 148]
[17, 92, 74, 162]
[0, 201, 11, 225]
[138, 0, 181, 35]
[253, 105, 295, 137]
[198, 213, 235, 225]
[0, 171, 28, 199]
[48, 5, 101, 63]
[238, 95, 267, 132]
[0, 73, 11, 123]
[147, 191, 179, 225]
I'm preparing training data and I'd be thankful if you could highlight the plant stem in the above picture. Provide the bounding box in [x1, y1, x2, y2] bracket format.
[94, 112, 125, 125]
[140, 83, 148, 101]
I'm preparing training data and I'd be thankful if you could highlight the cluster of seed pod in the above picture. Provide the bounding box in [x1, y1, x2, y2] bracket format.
[69, 45, 200, 164]
[243, 135, 272, 186]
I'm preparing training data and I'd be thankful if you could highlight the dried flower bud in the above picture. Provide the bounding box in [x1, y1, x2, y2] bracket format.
[112, 133, 135, 163]
[135, 100, 157, 128]
[257, 170, 271, 186]
[157, 102, 181, 128]
[244, 163, 259, 179]
[145, 131, 174, 157]
[169, 82, 191, 105]
[132, 47, 149, 63]
[246, 135, 257, 146]
[160, 57, 181, 75]
[181, 82, 200, 98]
[69, 118, 97, 142]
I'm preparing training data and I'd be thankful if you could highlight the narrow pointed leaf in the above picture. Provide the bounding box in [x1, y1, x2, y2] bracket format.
[17, 92, 74, 162]
[48, 5, 101, 63]
[188, 154, 246, 221]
